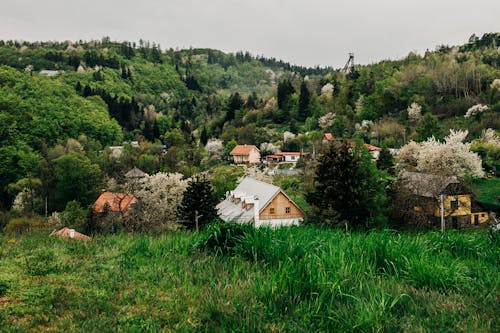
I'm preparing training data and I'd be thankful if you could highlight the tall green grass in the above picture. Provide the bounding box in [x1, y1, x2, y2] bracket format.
[0, 226, 498, 332]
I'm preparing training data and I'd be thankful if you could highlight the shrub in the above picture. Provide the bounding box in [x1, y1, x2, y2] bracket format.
[24, 248, 58, 276]
[0, 281, 9, 297]
[196, 222, 254, 255]
[3, 216, 48, 235]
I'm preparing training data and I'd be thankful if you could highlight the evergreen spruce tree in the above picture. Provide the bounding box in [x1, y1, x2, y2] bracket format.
[178, 176, 218, 230]
[277, 79, 295, 110]
[376, 148, 395, 175]
[200, 126, 208, 146]
[298, 81, 311, 121]
[306, 141, 387, 229]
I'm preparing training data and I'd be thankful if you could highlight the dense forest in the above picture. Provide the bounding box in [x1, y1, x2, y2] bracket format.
[0, 33, 498, 216]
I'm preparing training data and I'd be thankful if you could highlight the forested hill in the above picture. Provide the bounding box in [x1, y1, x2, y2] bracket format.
[0, 33, 498, 209]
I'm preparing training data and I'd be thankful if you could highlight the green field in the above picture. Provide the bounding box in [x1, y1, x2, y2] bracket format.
[0, 225, 499, 332]
[474, 177, 500, 206]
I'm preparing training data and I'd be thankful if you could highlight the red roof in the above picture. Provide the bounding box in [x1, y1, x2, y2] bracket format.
[276, 152, 310, 156]
[54, 227, 91, 240]
[230, 145, 259, 155]
[92, 192, 138, 214]
[364, 144, 382, 151]
[323, 133, 333, 141]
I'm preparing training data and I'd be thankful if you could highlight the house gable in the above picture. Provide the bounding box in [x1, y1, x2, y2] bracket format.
[260, 191, 304, 220]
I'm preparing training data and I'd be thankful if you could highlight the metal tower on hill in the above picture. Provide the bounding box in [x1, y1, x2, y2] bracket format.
[341, 53, 355, 73]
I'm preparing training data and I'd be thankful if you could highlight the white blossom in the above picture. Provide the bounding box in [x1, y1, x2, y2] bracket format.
[260, 142, 280, 154]
[134, 172, 189, 229]
[318, 112, 336, 129]
[320, 83, 334, 96]
[407, 102, 422, 123]
[205, 139, 224, 157]
[464, 104, 488, 118]
[283, 131, 296, 142]
[479, 128, 500, 144]
[397, 129, 484, 178]
[490, 78, 500, 91]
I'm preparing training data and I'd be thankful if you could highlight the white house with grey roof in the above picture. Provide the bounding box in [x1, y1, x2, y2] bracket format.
[216, 177, 304, 227]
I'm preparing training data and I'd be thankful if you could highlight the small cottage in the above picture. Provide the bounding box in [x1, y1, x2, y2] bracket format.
[53, 227, 90, 240]
[216, 177, 304, 227]
[276, 152, 309, 163]
[401, 172, 489, 228]
[230, 145, 261, 164]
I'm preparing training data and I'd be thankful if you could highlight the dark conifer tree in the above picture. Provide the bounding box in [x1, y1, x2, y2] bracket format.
[306, 141, 387, 229]
[376, 148, 395, 175]
[298, 81, 311, 121]
[200, 126, 208, 146]
[277, 79, 295, 109]
[178, 176, 218, 230]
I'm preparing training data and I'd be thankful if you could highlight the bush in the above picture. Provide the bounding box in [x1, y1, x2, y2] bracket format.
[24, 248, 58, 276]
[0, 281, 9, 297]
[3, 216, 48, 235]
[196, 222, 254, 255]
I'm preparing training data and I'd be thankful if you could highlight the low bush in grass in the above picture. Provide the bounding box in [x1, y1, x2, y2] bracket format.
[24, 248, 58, 276]
[3, 216, 49, 235]
[0, 281, 9, 297]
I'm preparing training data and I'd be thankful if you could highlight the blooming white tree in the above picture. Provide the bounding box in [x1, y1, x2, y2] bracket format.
[318, 112, 336, 129]
[490, 78, 500, 91]
[479, 128, 500, 144]
[355, 120, 373, 131]
[407, 102, 422, 123]
[397, 129, 484, 178]
[283, 131, 296, 142]
[205, 139, 224, 158]
[260, 142, 280, 154]
[320, 83, 334, 96]
[134, 172, 189, 230]
[464, 104, 488, 118]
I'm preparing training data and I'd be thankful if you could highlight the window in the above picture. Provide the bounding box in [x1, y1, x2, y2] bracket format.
[450, 200, 459, 210]
[285, 207, 291, 214]
[270, 208, 275, 215]
[482, 213, 485, 218]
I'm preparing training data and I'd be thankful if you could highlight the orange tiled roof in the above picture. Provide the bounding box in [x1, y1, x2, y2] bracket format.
[364, 144, 382, 151]
[54, 227, 91, 240]
[323, 133, 333, 141]
[92, 192, 138, 214]
[230, 145, 259, 155]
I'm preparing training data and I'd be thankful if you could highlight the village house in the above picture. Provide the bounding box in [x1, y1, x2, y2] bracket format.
[92, 192, 138, 218]
[401, 171, 489, 228]
[216, 177, 304, 227]
[230, 145, 261, 164]
[276, 152, 310, 163]
[125, 167, 149, 179]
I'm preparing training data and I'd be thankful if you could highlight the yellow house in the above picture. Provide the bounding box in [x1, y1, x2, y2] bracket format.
[402, 172, 489, 228]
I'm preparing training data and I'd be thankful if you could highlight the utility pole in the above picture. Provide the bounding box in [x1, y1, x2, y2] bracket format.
[440, 194, 445, 232]
[194, 210, 203, 232]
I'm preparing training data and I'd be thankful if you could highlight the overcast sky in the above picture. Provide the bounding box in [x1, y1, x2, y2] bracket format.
[1, 0, 499, 67]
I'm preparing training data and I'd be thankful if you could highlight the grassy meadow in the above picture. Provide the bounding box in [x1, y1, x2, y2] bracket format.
[0, 225, 499, 332]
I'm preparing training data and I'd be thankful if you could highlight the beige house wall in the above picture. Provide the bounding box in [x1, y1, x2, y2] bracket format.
[260, 192, 304, 220]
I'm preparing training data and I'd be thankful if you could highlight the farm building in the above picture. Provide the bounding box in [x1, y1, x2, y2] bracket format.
[216, 177, 304, 227]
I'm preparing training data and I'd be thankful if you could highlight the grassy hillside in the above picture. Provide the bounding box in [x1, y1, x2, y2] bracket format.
[0, 226, 498, 332]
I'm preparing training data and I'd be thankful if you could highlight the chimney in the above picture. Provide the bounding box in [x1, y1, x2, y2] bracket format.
[69, 229, 75, 238]
[253, 196, 260, 227]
